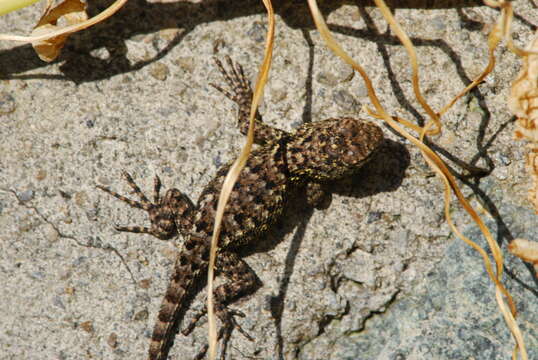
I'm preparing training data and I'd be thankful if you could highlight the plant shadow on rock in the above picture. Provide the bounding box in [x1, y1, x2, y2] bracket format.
[0, 0, 485, 83]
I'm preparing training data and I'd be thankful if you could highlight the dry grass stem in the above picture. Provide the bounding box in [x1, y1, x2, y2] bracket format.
[206, 1, 275, 358]
[308, 0, 527, 358]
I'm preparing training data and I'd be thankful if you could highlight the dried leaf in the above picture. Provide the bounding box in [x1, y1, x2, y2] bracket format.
[508, 30, 538, 212]
[508, 238, 538, 275]
[0, 0, 126, 48]
[30, 0, 88, 61]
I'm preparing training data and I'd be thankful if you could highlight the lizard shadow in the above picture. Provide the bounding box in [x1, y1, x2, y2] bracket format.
[234, 138, 410, 359]
[1, 0, 486, 83]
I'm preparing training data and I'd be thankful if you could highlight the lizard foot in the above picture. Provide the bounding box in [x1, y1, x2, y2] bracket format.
[97, 171, 192, 240]
[210, 55, 252, 110]
[183, 305, 254, 360]
[210, 55, 286, 145]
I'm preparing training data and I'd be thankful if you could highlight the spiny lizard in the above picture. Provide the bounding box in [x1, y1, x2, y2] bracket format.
[97, 56, 384, 360]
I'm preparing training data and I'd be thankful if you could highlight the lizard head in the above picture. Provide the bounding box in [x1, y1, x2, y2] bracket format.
[286, 117, 383, 181]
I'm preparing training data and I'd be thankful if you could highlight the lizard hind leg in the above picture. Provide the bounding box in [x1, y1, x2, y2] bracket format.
[182, 251, 259, 359]
[97, 171, 195, 240]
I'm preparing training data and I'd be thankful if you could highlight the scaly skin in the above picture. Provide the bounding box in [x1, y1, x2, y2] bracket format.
[98, 56, 384, 360]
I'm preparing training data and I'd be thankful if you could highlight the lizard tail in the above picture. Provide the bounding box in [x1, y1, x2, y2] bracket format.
[148, 241, 208, 360]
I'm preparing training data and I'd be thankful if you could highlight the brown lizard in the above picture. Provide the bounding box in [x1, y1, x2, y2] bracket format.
[97, 56, 384, 360]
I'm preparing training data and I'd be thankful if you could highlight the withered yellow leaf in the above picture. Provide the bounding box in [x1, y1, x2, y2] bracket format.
[30, 0, 88, 62]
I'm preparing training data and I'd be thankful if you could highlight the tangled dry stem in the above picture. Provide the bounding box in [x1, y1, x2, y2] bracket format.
[209, 1, 531, 359]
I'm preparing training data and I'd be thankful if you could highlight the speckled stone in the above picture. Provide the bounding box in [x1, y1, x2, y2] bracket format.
[0, 1, 535, 360]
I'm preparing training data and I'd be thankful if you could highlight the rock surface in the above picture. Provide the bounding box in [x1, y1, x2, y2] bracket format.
[0, 1, 536, 359]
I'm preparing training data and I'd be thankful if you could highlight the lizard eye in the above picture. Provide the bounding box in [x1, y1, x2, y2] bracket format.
[332, 137, 344, 146]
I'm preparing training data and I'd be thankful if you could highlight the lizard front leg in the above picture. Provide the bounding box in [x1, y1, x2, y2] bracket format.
[97, 171, 195, 240]
[212, 56, 289, 145]
[182, 251, 260, 360]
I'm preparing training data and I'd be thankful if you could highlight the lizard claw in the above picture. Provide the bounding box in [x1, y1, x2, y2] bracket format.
[182, 306, 248, 336]
[98, 172, 190, 240]
[183, 305, 254, 360]
[211, 56, 252, 108]
[189, 309, 254, 360]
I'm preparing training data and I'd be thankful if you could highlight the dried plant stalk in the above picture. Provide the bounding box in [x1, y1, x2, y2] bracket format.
[206, 1, 275, 359]
[308, 0, 527, 358]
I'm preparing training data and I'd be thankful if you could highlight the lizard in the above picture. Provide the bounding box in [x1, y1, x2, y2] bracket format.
[97, 56, 384, 360]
